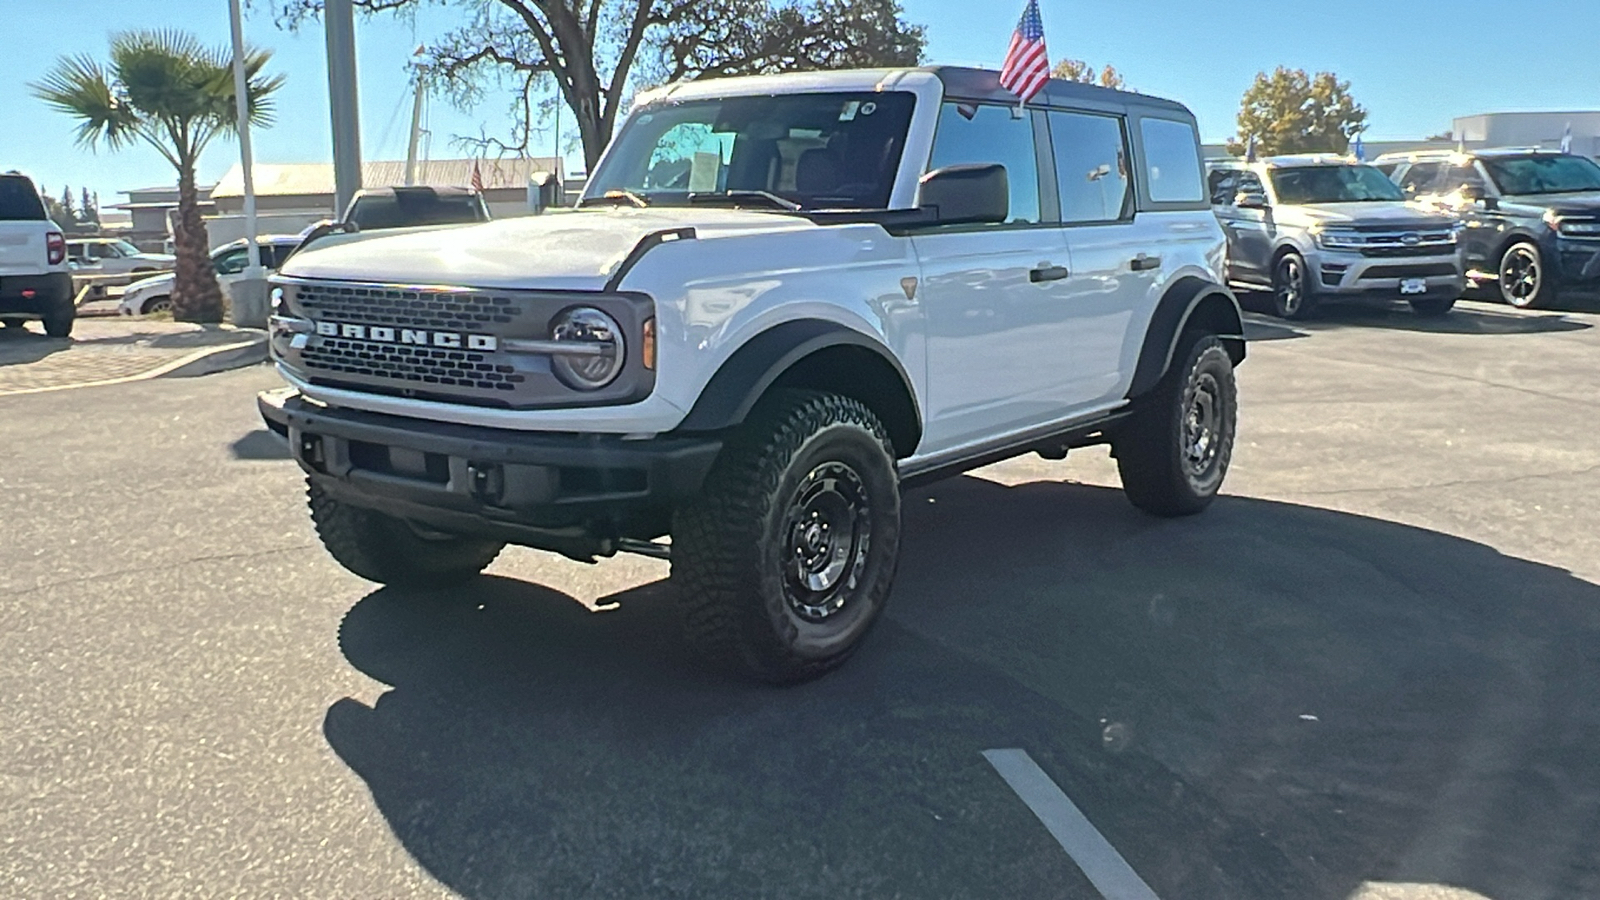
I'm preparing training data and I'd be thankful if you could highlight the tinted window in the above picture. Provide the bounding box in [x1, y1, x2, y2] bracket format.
[213, 247, 249, 275]
[1139, 118, 1205, 203]
[1431, 163, 1486, 195]
[1399, 162, 1442, 195]
[1237, 172, 1266, 197]
[927, 103, 1042, 224]
[1048, 111, 1130, 223]
[0, 175, 47, 221]
[1482, 155, 1600, 195]
[263, 244, 295, 269]
[587, 91, 917, 211]
[348, 192, 486, 230]
[1208, 168, 1242, 205]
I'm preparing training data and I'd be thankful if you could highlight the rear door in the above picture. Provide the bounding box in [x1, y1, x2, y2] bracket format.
[0, 175, 49, 277]
[909, 101, 1075, 455]
[1043, 108, 1155, 407]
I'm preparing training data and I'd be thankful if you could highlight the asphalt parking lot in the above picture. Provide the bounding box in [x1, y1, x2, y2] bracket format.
[2, 297, 1598, 899]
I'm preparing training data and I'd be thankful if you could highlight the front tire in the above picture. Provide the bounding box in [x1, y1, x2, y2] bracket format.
[1498, 241, 1556, 309]
[673, 390, 901, 684]
[1113, 334, 1238, 517]
[142, 295, 173, 316]
[1271, 252, 1315, 320]
[308, 479, 504, 586]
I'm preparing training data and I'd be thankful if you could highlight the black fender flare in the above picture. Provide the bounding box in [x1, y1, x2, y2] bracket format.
[675, 318, 922, 448]
[1126, 276, 1246, 400]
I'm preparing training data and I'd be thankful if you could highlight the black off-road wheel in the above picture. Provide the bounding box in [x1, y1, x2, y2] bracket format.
[1113, 334, 1238, 517]
[1409, 295, 1457, 317]
[307, 479, 504, 586]
[672, 390, 901, 684]
[1271, 252, 1316, 320]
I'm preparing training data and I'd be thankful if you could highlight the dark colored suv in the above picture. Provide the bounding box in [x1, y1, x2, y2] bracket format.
[1378, 149, 1600, 308]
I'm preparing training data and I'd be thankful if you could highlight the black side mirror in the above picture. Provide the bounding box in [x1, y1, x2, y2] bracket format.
[919, 163, 1009, 225]
[1235, 191, 1268, 210]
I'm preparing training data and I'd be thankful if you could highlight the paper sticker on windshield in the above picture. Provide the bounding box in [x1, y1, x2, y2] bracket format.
[688, 151, 721, 192]
[839, 101, 860, 122]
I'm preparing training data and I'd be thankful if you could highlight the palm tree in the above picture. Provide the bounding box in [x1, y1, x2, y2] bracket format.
[33, 30, 283, 322]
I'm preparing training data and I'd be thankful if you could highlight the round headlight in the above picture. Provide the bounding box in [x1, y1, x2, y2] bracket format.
[549, 306, 624, 390]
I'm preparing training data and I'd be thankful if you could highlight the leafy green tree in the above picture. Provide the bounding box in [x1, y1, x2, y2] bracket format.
[39, 186, 67, 227]
[80, 188, 99, 227]
[1228, 67, 1366, 157]
[276, 0, 925, 171]
[33, 30, 283, 322]
[1052, 58, 1125, 91]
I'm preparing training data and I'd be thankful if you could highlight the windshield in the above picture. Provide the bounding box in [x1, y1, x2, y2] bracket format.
[347, 192, 485, 230]
[1483, 155, 1600, 195]
[1268, 165, 1405, 204]
[584, 91, 917, 211]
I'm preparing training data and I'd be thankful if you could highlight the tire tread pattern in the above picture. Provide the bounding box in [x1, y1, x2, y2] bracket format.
[307, 479, 503, 586]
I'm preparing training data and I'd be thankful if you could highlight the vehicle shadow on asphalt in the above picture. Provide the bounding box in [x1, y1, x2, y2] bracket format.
[229, 429, 291, 461]
[1239, 293, 1594, 337]
[0, 325, 70, 365]
[323, 478, 1600, 900]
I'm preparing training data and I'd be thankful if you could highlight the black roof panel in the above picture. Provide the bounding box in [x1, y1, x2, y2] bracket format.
[925, 66, 1195, 119]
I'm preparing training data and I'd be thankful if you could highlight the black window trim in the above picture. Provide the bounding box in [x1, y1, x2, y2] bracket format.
[901, 99, 1056, 236]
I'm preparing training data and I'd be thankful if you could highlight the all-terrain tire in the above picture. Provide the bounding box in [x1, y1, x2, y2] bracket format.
[672, 390, 901, 684]
[307, 478, 504, 586]
[42, 300, 74, 338]
[1113, 334, 1238, 517]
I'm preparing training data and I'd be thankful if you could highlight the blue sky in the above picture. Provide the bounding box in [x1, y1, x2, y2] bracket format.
[3, 0, 1597, 205]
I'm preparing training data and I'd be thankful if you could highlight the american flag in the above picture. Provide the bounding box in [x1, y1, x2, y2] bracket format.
[470, 160, 484, 192]
[1000, 0, 1050, 106]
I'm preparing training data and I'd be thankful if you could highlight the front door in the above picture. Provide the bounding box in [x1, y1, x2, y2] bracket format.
[1220, 170, 1274, 285]
[910, 101, 1074, 456]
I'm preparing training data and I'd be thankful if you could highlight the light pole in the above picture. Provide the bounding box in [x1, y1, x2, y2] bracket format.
[227, 0, 267, 328]
[325, 0, 362, 217]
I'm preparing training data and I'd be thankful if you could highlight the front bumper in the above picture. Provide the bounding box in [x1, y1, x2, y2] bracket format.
[0, 272, 71, 317]
[1553, 237, 1600, 289]
[259, 388, 722, 560]
[1306, 249, 1463, 297]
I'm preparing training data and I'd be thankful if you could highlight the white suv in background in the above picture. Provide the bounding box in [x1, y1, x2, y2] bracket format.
[119, 235, 302, 316]
[66, 237, 174, 276]
[260, 67, 1246, 683]
[0, 171, 73, 337]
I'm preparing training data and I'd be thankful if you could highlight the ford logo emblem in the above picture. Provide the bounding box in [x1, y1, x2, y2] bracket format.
[1401, 233, 1422, 246]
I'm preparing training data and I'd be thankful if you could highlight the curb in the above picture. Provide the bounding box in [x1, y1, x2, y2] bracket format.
[0, 330, 268, 398]
[160, 333, 270, 378]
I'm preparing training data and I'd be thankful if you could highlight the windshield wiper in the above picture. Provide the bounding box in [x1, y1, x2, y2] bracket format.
[687, 190, 803, 211]
[580, 190, 651, 208]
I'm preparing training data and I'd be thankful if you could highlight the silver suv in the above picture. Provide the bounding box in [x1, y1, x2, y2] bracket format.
[1208, 155, 1464, 319]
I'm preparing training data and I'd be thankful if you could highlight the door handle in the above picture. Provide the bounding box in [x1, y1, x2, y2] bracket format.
[1029, 265, 1070, 283]
[1131, 254, 1162, 272]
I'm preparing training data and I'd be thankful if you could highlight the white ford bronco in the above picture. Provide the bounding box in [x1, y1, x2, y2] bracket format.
[259, 67, 1245, 683]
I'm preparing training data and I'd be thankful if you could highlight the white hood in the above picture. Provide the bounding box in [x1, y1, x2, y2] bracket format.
[279, 207, 820, 291]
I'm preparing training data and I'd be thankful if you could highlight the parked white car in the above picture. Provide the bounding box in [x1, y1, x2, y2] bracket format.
[66, 238, 174, 275]
[119, 235, 301, 315]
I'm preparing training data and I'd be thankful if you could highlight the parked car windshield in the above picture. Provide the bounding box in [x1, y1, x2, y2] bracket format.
[347, 191, 486, 230]
[584, 91, 917, 211]
[0, 175, 47, 220]
[1269, 165, 1405, 204]
[1482, 155, 1600, 195]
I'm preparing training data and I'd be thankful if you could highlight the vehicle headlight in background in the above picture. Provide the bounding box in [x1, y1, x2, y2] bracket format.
[1313, 226, 1364, 250]
[270, 286, 286, 315]
[547, 306, 624, 390]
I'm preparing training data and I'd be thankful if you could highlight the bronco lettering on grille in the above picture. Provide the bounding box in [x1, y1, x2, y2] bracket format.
[314, 320, 498, 351]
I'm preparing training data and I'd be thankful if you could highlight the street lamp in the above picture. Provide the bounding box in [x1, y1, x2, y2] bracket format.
[227, 0, 267, 328]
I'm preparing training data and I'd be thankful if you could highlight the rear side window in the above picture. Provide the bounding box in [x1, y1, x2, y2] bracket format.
[1399, 162, 1442, 195]
[0, 175, 47, 221]
[1047, 111, 1131, 223]
[1139, 118, 1205, 204]
[927, 102, 1043, 225]
[1208, 169, 1241, 205]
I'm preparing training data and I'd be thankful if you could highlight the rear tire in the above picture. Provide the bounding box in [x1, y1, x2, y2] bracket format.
[1114, 334, 1238, 517]
[672, 390, 901, 684]
[1409, 295, 1457, 317]
[307, 479, 504, 586]
[42, 300, 74, 338]
[142, 295, 173, 316]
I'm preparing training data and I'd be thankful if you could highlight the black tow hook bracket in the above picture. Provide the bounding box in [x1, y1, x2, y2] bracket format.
[467, 462, 504, 502]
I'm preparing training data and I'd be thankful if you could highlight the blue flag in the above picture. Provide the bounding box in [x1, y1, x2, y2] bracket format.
[1353, 133, 1366, 162]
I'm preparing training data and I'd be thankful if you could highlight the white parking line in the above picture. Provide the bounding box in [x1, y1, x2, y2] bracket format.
[983, 748, 1163, 900]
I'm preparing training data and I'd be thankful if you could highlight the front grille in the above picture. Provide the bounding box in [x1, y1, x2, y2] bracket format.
[1360, 244, 1456, 258]
[295, 282, 526, 332]
[300, 337, 528, 393]
[1361, 263, 1459, 279]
